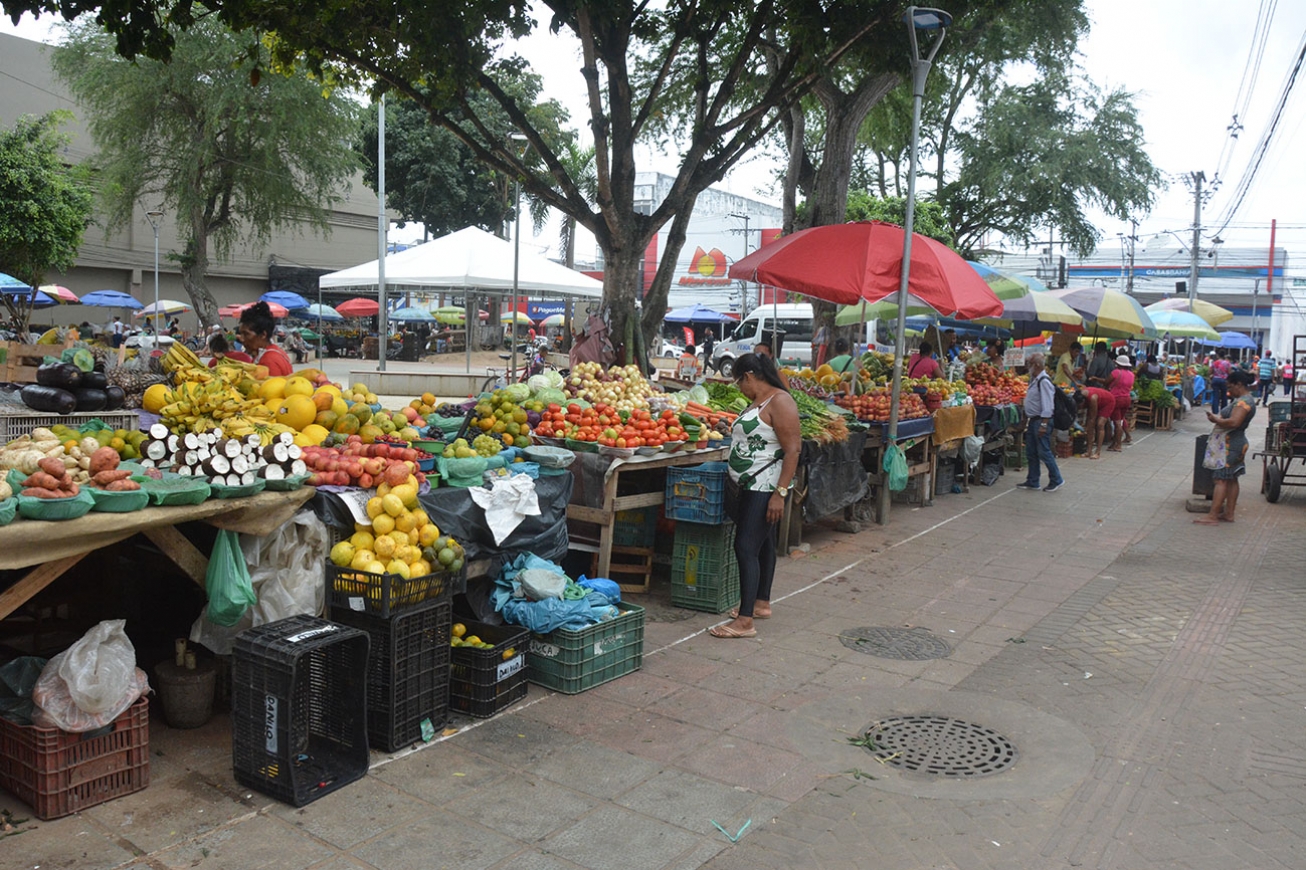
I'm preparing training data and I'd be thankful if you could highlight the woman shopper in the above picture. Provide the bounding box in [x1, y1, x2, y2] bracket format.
[1108, 354, 1136, 451]
[237, 301, 294, 376]
[711, 353, 801, 639]
[1195, 369, 1256, 524]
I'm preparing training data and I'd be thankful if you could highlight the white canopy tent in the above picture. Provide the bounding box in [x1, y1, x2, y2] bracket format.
[318, 225, 604, 371]
[318, 225, 603, 297]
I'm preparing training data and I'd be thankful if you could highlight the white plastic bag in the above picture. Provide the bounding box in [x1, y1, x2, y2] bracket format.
[32, 620, 151, 732]
[190, 509, 329, 655]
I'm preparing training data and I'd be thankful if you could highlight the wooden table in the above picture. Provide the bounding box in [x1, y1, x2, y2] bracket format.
[865, 422, 936, 525]
[566, 447, 729, 579]
[0, 489, 314, 621]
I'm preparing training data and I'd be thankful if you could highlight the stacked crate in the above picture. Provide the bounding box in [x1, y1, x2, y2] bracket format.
[664, 462, 740, 613]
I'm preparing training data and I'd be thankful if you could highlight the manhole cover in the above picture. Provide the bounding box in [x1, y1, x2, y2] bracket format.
[859, 715, 1017, 777]
[839, 626, 951, 660]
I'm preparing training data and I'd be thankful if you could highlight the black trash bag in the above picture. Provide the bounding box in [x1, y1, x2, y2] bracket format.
[802, 430, 869, 520]
[0, 656, 48, 725]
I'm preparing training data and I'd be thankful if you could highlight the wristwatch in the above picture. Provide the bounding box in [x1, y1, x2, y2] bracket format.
[776, 484, 791, 497]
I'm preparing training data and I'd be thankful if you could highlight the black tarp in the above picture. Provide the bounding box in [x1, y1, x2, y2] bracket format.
[801, 430, 870, 520]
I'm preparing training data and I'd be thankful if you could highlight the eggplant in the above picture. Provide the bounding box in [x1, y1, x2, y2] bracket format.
[20, 385, 77, 415]
[71, 388, 108, 412]
[81, 370, 109, 390]
[104, 385, 126, 410]
[35, 362, 82, 390]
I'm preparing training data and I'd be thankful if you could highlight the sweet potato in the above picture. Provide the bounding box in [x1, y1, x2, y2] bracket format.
[21, 487, 65, 499]
[89, 447, 120, 475]
[105, 479, 141, 491]
[22, 471, 64, 491]
[92, 469, 132, 486]
[37, 456, 66, 478]
[63, 481, 79, 496]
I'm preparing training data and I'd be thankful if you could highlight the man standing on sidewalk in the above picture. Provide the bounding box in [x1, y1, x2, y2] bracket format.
[1257, 351, 1276, 405]
[1018, 352, 1064, 492]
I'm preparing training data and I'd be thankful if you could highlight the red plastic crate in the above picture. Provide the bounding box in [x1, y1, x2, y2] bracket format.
[0, 697, 150, 820]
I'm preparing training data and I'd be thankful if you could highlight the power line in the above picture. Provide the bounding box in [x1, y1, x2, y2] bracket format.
[1214, 0, 1278, 187]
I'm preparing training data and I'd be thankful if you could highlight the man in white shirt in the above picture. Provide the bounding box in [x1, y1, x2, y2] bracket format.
[110, 316, 126, 348]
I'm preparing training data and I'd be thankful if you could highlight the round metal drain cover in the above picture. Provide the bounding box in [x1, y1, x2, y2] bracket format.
[860, 715, 1017, 777]
[839, 626, 951, 660]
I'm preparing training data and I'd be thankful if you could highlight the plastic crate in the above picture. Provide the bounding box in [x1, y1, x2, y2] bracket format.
[1268, 401, 1292, 425]
[0, 696, 150, 820]
[449, 620, 530, 719]
[612, 505, 658, 547]
[330, 600, 452, 751]
[670, 521, 740, 613]
[664, 461, 729, 524]
[231, 615, 370, 807]
[526, 602, 645, 694]
[0, 410, 140, 443]
[326, 561, 455, 618]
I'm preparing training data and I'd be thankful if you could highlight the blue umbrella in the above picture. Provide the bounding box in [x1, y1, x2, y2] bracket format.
[261, 290, 310, 310]
[389, 306, 437, 322]
[664, 303, 733, 323]
[299, 302, 343, 322]
[0, 281, 56, 308]
[80, 289, 144, 310]
[1199, 331, 1257, 350]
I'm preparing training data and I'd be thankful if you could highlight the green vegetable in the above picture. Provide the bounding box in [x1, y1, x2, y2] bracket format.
[1136, 377, 1176, 408]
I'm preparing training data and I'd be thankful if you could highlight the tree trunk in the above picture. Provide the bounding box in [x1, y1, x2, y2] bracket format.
[640, 199, 697, 355]
[179, 229, 219, 331]
[600, 242, 647, 367]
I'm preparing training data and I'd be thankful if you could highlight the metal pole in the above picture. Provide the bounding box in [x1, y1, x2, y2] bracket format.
[512, 177, 521, 381]
[1182, 172, 1202, 403]
[883, 6, 947, 524]
[377, 94, 388, 371]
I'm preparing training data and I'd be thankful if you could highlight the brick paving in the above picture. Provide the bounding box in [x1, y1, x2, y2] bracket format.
[6, 408, 1306, 870]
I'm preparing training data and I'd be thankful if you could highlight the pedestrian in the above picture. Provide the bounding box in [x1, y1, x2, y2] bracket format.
[285, 328, 309, 364]
[237, 301, 294, 376]
[1085, 341, 1113, 387]
[1281, 357, 1295, 397]
[1017, 352, 1064, 492]
[1257, 351, 1276, 405]
[711, 352, 800, 638]
[1108, 354, 1135, 450]
[1209, 349, 1231, 412]
[110, 316, 125, 348]
[1054, 341, 1085, 387]
[1078, 386, 1116, 459]
[701, 327, 716, 374]
[1194, 369, 1256, 525]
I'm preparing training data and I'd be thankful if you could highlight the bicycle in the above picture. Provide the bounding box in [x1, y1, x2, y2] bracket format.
[480, 345, 566, 394]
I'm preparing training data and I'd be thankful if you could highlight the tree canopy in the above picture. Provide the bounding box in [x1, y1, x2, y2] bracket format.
[0, 112, 94, 333]
[50, 14, 362, 326]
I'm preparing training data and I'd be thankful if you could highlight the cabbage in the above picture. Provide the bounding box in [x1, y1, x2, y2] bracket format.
[528, 370, 565, 392]
[684, 384, 710, 406]
[502, 383, 532, 403]
[533, 388, 567, 406]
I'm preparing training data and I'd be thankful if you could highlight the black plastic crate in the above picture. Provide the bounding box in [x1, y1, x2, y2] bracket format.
[449, 621, 530, 719]
[326, 562, 457, 619]
[612, 506, 658, 547]
[330, 600, 452, 751]
[232, 615, 370, 807]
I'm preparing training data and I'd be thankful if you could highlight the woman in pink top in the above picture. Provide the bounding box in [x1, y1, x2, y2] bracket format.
[1107, 354, 1135, 451]
[1210, 349, 1232, 412]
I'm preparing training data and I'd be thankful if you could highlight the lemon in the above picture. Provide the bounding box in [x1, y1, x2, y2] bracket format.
[371, 513, 396, 536]
[385, 559, 411, 579]
[381, 493, 405, 517]
[350, 548, 377, 570]
[409, 559, 431, 577]
[418, 524, 441, 548]
[452, 623, 467, 638]
[364, 560, 387, 575]
[373, 534, 397, 559]
[365, 496, 384, 519]
[411, 509, 429, 528]
[329, 541, 355, 567]
[394, 510, 417, 534]
[391, 483, 418, 508]
[350, 530, 375, 551]
[502, 648, 516, 660]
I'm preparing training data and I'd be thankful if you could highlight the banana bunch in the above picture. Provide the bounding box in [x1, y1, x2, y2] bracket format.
[161, 342, 205, 375]
[157, 380, 269, 434]
[214, 414, 295, 445]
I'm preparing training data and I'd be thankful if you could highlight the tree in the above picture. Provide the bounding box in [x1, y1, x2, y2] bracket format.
[50, 16, 362, 327]
[3, 0, 917, 362]
[942, 74, 1162, 258]
[0, 112, 94, 335]
[844, 192, 952, 246]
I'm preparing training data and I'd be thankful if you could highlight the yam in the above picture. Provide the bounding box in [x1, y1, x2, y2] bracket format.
[37, 457, 66, 478]
[105, 479, 141, 491]
[92, 469, 132, 486]
[89, 447, 120, 474]
[22, 472, 64, 491]
[21, 487, 64, 498]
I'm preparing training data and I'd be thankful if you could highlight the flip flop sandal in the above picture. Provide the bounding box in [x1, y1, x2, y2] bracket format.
[709, 624, 758, 639]
[728, 609, 769, 620]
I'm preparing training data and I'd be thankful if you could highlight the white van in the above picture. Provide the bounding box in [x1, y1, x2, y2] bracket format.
[712, 303, 813, 376]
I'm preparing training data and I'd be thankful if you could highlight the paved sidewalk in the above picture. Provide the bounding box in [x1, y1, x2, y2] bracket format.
[6, 408, 1306, 870]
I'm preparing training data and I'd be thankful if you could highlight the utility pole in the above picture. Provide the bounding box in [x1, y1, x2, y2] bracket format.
[1183, 171, 1204, 405]
[1126, 218, 1137, 295]
[728, 213, 752, 315]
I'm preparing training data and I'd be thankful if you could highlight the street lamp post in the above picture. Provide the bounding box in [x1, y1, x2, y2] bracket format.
[883, 6, 951, 523]
[145, 209, 163, 342]
[510, 132, 529, 381]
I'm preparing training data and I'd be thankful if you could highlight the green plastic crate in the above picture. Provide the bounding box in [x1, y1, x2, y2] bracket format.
[526, 603, 644, 694]
[670, 521, 740, 613]
[613, 505, 657, 547]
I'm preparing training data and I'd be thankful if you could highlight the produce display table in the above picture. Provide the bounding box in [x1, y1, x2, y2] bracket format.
[863, 419, 935, 524]
[776, 431, 870, 552]
[0, 489, 315, 621]
[566, 447, 729, 578]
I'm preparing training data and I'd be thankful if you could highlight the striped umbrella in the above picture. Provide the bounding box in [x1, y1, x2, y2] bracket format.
[973, 292, 1083, 332]
[967, 261, 1044, 300]
[1145, 297, 1233, 327]
[1048, 287, 1157, 338]
[1146, 309, 1220, 341]
[38, 284, 80, 304]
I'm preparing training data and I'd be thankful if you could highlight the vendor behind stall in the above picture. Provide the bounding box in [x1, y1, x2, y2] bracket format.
[237, 301, 293, 376]
[906, 341, 944, 379]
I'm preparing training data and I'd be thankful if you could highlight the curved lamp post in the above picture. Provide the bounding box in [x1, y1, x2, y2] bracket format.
[882, 6, 951, 522]
[145, 208, 163, 340]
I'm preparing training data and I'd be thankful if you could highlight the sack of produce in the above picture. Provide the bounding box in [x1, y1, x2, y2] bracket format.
[31, 620, 151, 732]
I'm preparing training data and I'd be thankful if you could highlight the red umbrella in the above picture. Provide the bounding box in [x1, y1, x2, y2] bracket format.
[728, 221, 1003, 319]
[219, 301, 289, 318]
[336, 297, 380, 317]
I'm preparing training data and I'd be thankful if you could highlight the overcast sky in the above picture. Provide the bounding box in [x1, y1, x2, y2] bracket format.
[4, 1, 1304, 263]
